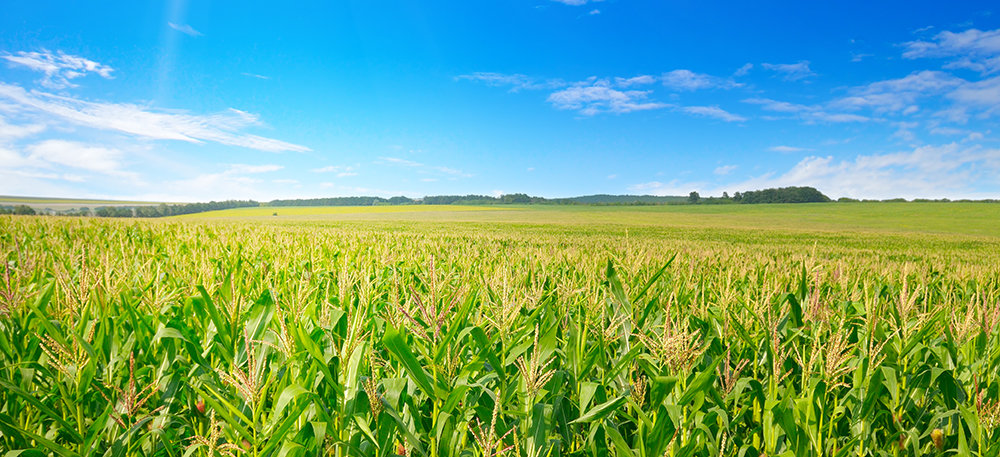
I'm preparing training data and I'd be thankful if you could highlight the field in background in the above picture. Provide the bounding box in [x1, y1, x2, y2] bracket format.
[2, 203, 999, 456]
[172, 204, 510, 219]
[181, 202, 1000, 238]
[0, 195, 166, 211]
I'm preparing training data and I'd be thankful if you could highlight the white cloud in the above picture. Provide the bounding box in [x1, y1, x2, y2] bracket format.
[769, 145, 810, 153]
[0, 83, 309, 152]
[456, 72, 564, 92]
[761, 61, 815, 81]
[680, 105, 746, 122]
[2, 50, 114, 89]
[241, 72, 270, 80]
[227, 164, 283, 174]
[551, 0, 601, 5]
[133, 163, 284, 202]
[891, 121, 919, 142]
[903, 28, 1000, 74]
[588, 9, 601, 15]
[733, 63, 753, 77]
[27, 140, 125, 175]
[743, 98, 871, 123]
[614, 75, 656, 87]
[714, 164, 737, 175]
[379, 156, 472, 177]
[661, 69, 739, 91]
[632, 144, 1000, 199]
[948, 75, 1000, 109]
[168, 22, 203, 37]
[628, 179, 705, 196]
[0, 145, 38, 169]
[743, 97, 812, 113]
[312, 165, 358, 177]
[547, 82, 668, 115]
[607, 174, 617, 179]
[0, 115, 45, 140]
[463, 70, 739, 118]
[380, 156, 423, 167]
[929, 127, 968, 136]
[725, 144, 1000, 199]
[831, 70, 963, 113]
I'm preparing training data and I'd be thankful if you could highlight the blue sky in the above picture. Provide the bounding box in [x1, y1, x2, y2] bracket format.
[1, 0, 999, 201]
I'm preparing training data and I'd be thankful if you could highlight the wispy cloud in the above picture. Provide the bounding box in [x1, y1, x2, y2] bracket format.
[661, 70, 740, 91]
[614, 75, 656, 87]
[0, 115, 45, 140]
[547, 81, 668, 115]
[0, 139, 140, 184]
[633, 143, 1000, 199]
[461, 70, 744, 118]
[769, 145, 811, 152]
[744, 144, 1000, 199]
[379, 156, 472, 178]
[168, 22, 203, 37]
[762, 61, 816, 81]
[903, 27, 1000, 74]
[0, 82, 310, 152]
[831, 70, 963, 113]
[241, 72, 271, 80]
[27, 140, 128, 176]
[713, 164, 737, 175]
[227, 164, 283, 174]
[551, 0, 602, 5]
[456, 72, 564, 92]
[1, 50, 114, 89]
[733, 63, 753, 77]
[948, 75, 1000, 113]
[145, 164, 285, 202]
[312, 164, 359, 177]
[680, 105, 746, 122]
[628, 179, 706, 196]
[743, 98, 870, 123]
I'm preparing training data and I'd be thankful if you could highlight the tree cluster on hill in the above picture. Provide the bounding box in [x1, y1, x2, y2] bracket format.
[729, 186, 831, 204]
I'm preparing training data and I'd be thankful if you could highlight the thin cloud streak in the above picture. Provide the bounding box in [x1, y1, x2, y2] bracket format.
[2, 50, 114, 89]
[168, 22, 203, 37]
[0, 83, 310, 152]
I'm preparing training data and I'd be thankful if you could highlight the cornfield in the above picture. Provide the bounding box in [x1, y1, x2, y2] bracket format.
[1, 214, 999, 456]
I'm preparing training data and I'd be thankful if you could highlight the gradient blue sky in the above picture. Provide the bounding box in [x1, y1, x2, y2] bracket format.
[1, 1, 999, 201]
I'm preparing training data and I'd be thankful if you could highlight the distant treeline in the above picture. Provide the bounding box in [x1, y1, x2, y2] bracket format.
[735, 186, 831, 204]
[5, 186, 1000, 219]
[686, 186, 830, 204]
[2, 200, 259, 218]
[0, 205, 37, 215]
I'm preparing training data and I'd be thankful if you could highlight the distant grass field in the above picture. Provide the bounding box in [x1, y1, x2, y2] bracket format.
[172, 204, 510, 220]
[180, 202, 1000, 238]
